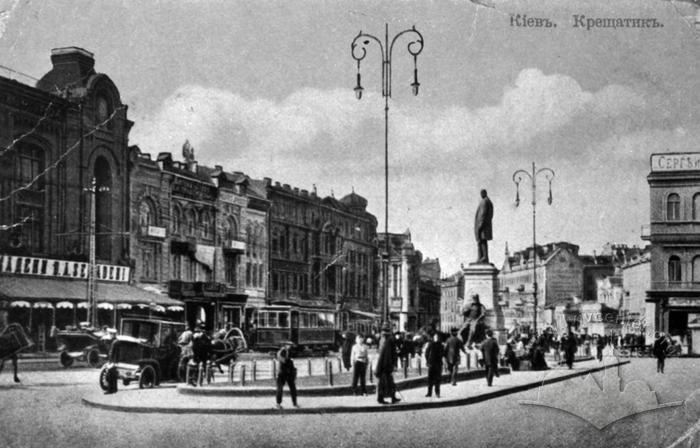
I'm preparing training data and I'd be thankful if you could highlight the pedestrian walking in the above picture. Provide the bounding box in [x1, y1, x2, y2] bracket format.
[561, 332, 577, 369]
[652, 332, 670, 374]
[275, 341, 298, 408]
[350, 334, 369, 395]
[425, 332, 445, 397]
[596, 334, 605, 362]
[481, 329, 500, 387]
[445, 327, 466, 385]
[375, 323, 400, 405]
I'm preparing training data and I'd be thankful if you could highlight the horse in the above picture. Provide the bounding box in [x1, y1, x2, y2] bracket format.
[0, 323, 34, 383]
[183, 328, 246, 385]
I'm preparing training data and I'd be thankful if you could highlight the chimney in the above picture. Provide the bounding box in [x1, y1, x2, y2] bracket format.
[187, 160, 198, 173]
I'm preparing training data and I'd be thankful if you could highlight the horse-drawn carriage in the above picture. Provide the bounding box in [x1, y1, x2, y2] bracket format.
[99, 318, 247, 390]
[56, 326, 113, 368]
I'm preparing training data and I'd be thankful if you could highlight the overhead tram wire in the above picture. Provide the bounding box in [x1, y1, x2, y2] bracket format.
[0, 105, 126, 204]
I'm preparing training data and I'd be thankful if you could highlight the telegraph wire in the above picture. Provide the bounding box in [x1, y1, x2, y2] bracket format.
[0, 101, 56, 158]
[0, 105, 126, 203]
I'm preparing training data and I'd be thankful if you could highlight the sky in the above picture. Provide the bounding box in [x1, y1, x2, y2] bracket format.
[1, 0, 698, 275]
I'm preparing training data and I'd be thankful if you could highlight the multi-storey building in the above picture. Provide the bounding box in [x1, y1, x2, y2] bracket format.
[418, 257, 441, 329]
[621, 250, 651, 337]
[129, 144, 270, 331]
[0, 48, 181, 349]
[644, 152, 700, 352]
[439, 272, 464, 333]
[263, 181, 378, 330]
[377, 231, 422, 332]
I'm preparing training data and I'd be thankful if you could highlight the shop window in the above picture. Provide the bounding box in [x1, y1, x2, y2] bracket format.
[693, 256, 700, 283]
[694, 194, 700, 221]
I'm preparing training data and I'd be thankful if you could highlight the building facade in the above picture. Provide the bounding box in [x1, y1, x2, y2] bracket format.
[0, 48, 180, 349]
[378, 231, 422, 332]
[264, 181, 378, 331]
[418, 258, 441, 330]
[439, 272, 463, 333]
[644, 152, 700, 351]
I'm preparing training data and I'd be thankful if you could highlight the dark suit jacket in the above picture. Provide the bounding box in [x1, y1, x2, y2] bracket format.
[481, 337, 500, 367]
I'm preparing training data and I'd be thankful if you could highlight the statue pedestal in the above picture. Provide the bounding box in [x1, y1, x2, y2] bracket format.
[462, 262, 506, 344]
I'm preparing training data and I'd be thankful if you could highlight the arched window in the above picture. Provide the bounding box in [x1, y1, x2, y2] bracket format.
[693, 256, 700, 283]
[669, 256, 682, 283]
[201, 210, 211, 239]
[139, 200, 154, 228]
[172, 205, 182, 234]
[15, 143, 45, 252]
[186, 208, 197, 236]
[667, 193, 681, 221]
[693, 194, 700, 221]
[225, 217, 238, 241]
[94, 156, 112, 260]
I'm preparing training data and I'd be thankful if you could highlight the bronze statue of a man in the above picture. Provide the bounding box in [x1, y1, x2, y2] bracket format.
[474, 189, 493, 263]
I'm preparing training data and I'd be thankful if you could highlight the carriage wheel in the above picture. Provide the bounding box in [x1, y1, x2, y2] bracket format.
[87, 349, 101, 368]
[99, 365, 110, 391]
[139, 365, 156, 389]
[60, 351, 74, 368]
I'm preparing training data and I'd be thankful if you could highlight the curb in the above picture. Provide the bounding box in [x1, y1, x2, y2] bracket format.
[81, 360, 629, 415]
[176, 367, 512, 397]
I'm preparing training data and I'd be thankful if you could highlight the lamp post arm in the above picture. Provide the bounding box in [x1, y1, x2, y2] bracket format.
[387, 26, 424, 97]
[351, 32, 386, 96]
[535, 167, 555, 181]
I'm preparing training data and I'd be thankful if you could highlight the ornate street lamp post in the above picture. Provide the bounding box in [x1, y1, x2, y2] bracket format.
[512, 162, 554, 335]
[351, 24, 424, 329]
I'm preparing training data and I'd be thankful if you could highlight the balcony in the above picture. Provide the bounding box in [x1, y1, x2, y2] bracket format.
[641, 224, 650, 241]
[140, 225, 166, 239]
[223, 239, 246, 252]
[649, 281, 700, 292]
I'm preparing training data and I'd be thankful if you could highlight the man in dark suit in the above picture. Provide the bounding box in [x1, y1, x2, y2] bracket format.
[652, 332, 670, 374]
[445, 327, 466, 385]
[481, 329, 500, 386]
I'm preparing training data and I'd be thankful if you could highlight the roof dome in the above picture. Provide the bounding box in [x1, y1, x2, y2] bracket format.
[339, 192, 367, 210]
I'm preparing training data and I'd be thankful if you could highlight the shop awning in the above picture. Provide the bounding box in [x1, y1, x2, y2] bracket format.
[10, 300, 31, 308]
[0, 276, 184, 307]
[56, 301, 74, 309]
[167, 305, 184, 312]
[116, 303, 132, 310]
[349, 309, 380, 319]
[97, 303, 114, 310]
[33, 301, 53, 309]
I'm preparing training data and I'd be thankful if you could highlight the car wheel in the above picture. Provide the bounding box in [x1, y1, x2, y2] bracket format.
[99, 365, 110, 391]
[60, 351, 74, 368]
[87, 349, 101, 368]
[123, 379, 131, 387]
[139, 365, 156, 389]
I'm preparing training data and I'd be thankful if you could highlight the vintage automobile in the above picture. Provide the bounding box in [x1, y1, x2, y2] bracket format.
[99, 318, 185, 390]
[56, 325, 113, 368]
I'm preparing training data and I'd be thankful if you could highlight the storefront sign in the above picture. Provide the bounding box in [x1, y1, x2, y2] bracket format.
[650, 153, 700, 172]
[668, 297, 698, 307]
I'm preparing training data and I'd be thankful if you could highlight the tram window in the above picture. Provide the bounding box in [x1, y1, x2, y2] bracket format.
[290, 313, 298, 328]
[310, 313, 318, 327]
[301, 312, 309, 328]
[328, 313, 335, 325]
[259, 312, 268, 328]
[269, 312, 279, 328]
[279, 313, 289, 328]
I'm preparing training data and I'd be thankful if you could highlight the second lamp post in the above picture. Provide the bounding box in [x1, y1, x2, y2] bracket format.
[512, 162, 555, 336]
[351, 23, 424, 330]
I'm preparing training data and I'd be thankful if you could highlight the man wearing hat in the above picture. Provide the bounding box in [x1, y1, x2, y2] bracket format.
[375, 323, 400, 404]
[275, 341, 298, 408]
[0, 303, 20, 383]
[445, 327, 467, 385]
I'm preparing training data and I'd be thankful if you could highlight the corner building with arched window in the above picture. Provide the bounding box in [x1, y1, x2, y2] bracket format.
[0, 48, 183, 350]
[645, 152, 700, 354]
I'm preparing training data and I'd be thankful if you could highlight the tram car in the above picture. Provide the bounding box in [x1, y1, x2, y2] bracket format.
[252, 305, 338, 353]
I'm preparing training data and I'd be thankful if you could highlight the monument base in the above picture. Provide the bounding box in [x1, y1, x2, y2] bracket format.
[463, 262, 506, 344]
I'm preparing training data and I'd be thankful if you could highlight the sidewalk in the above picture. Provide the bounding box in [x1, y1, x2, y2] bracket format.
[82, 357, 629, 414]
